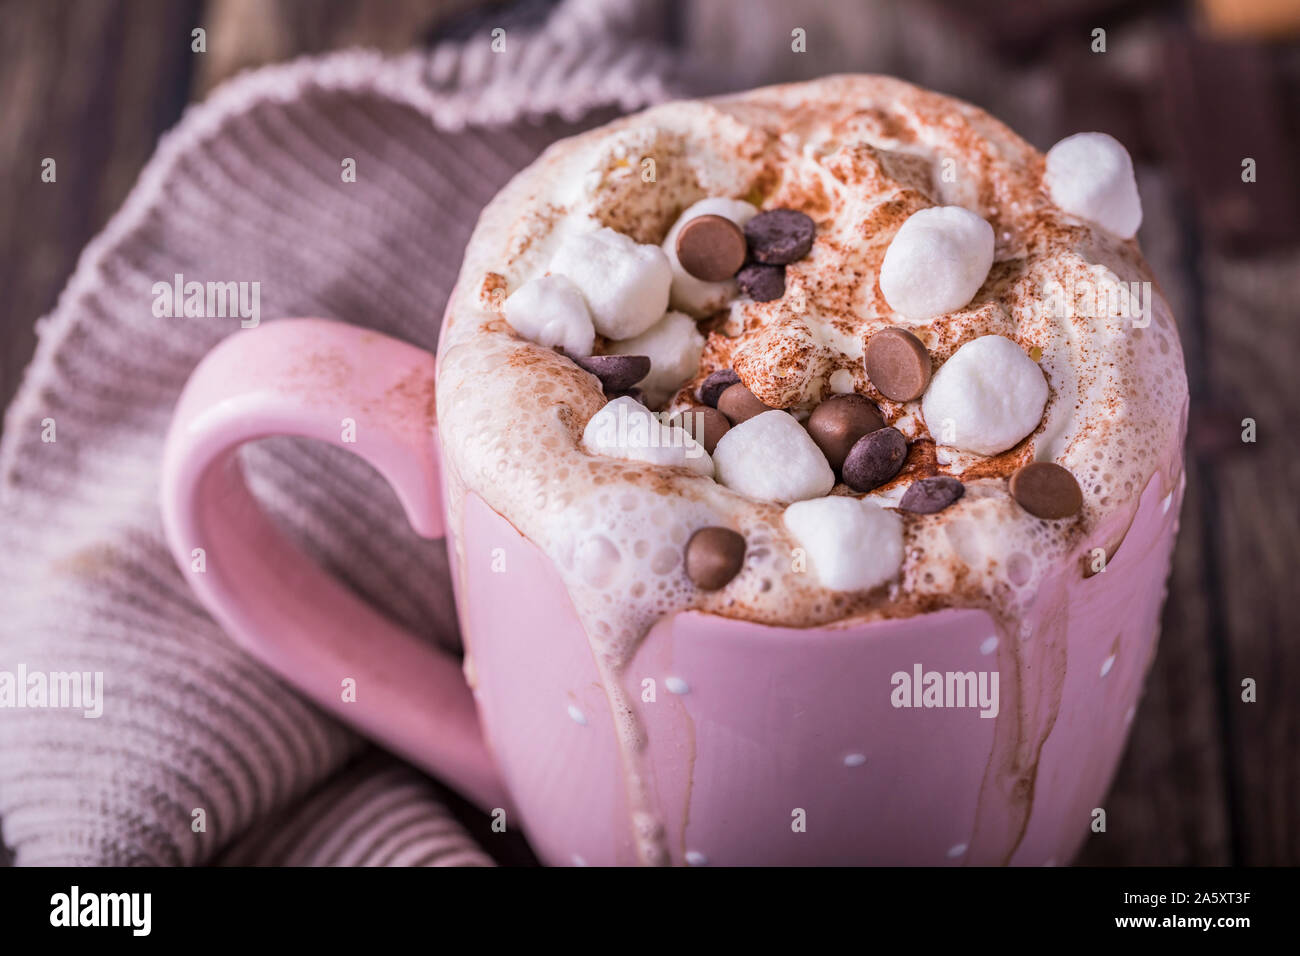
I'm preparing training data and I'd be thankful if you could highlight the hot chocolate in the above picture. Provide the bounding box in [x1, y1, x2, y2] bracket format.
[434, 75, 1187, 863]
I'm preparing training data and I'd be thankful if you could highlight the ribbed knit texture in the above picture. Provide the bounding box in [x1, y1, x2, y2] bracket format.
[0, 0, 676, 866]
[215, 753, 493, 867]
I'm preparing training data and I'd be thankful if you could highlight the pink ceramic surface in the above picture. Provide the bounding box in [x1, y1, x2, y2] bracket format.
[161, 317, 1182, 866]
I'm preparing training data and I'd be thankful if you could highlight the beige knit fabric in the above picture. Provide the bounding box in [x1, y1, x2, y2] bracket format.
[0, 0, 676, 866]
[215, 753, 493, 867]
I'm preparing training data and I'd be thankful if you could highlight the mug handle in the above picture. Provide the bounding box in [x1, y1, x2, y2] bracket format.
[161, 318, 509, 813]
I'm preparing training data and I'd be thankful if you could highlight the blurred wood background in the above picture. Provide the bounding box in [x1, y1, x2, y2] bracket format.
[1, 0, 1297, 867]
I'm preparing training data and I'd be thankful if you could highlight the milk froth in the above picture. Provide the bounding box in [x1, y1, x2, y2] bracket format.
[436, 76, 1187, 863]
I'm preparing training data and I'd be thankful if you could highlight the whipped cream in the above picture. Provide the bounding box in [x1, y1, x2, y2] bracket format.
[439, 72, 1186, 668]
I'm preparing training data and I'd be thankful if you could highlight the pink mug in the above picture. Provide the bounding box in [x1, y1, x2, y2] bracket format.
[161, 316, 1184, 866]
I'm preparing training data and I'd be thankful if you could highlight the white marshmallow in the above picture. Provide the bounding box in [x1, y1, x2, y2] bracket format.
[662, 198, 760, 316]
[783, 496, 903, 592]
[502, 275, 595, 356]
[922, 335, 1048, 456]
[582, 395, 713, 477]
[879, 206, 994, 319]
[550, 227, 672, 340]
[828, 369, 855, 394]
[608, 311, 704, 407]
[1044, 132, 1142, 239]
[712, 410, 834, 503]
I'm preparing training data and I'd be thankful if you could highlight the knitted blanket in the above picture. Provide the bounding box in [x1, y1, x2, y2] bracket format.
[0, 0, 677, 866]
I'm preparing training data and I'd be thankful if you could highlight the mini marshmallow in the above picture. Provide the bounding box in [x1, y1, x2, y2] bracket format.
[582, 395, 713, 477]
[609, 311, 704, 407]
[662, 198, 760, 316]
[550, 226, 672, 340]
[502, 274, 595, 356]
[783, 496, 903, 591]
[1044, 132, 1142, 239]
[922, 335, 1048, 456]
[712, 410, 834, 503]
[879, 206, 994, 319]
[828, 369, 855, 394]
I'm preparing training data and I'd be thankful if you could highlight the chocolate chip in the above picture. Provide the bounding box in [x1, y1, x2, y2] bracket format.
[1009, 462, 1083, 519]
[607, 387, 644, 404]
[676, 214, 747, 281]
[698, 368, 741, 407]
[805, 394, 886, 471]
[864, 327, 932, 402]
[717, 382, 777, 425]
[572, 354, 650, 392]
[672, 404, 730, 455]
[841, 427, 908, 492]
[899, 476, 965, 514]
[737, 262, 785, 302]
[744, 209, 815, 264]
[685, 526, 746, 591]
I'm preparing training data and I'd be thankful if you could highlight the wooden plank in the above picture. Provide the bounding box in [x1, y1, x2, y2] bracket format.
[1153, 34, 1300, 864]
[1158, 32, 1300, 254]
[682, 0, 904, 92]
[0, 0, 474, 440]
[0, 0, 202, 435]
[1200, 253, 1300, 865]
[195, 0, 480, 95]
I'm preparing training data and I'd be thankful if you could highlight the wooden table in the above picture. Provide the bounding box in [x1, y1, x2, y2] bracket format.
[2, 0, 1296, 866]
